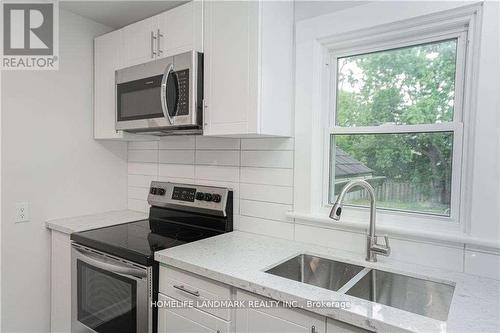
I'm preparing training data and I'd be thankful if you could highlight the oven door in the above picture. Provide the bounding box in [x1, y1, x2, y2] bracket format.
[71, 244, 151, 333]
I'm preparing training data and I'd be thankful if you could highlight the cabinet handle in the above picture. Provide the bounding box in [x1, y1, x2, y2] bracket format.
[151, 31, 157, 58]
[157, 29, 163, 55]
[173, 284, 200, 297]
[311, 325, 316, 333]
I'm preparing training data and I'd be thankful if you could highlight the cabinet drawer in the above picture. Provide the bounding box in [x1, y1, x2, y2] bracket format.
[159, 265, 232, 321]
[158, 293, 231, 333]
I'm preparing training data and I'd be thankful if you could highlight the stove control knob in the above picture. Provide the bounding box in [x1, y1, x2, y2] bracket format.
[150, 187, 158, 195]
[157, 188, 166, 196]
[204, 193, 213, 201]
[195, 192, 205, 201]
[212, 194, 222, 203]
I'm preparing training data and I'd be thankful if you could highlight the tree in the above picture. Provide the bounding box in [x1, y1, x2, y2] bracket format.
[335, 39, 456, 213]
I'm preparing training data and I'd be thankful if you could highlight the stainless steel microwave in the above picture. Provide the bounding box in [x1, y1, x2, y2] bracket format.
[115, 51, 203, 135]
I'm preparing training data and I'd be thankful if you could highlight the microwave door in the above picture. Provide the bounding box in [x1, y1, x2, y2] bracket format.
[160, 63, 179, 125]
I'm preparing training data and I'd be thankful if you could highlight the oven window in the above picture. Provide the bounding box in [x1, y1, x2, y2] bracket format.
[77, 260, 137, 333]
[117, 74, 164, 122]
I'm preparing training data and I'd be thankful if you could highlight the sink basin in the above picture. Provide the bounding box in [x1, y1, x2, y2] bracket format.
[265, 254, 365, 292]
[266, 254, 455, 321]
[346, 269, 455, 321]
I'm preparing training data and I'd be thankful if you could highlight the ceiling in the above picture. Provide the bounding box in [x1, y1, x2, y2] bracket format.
[294, 1, 369, 21]
[60, 1, 188, 29]
[60, 1, 370, 29]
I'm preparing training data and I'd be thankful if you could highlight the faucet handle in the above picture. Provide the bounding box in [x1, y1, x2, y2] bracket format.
[380, 234, 391, 256]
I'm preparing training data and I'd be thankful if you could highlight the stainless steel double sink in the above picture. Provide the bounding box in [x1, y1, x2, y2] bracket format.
[265, 254, 455, 321]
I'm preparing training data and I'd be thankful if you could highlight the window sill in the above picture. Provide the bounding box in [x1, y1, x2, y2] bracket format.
[287, 211, 500, 251]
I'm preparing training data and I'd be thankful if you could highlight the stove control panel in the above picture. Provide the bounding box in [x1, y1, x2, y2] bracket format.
[147, 181, 231, 217]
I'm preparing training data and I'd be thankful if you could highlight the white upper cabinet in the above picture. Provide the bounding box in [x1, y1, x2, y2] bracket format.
[120, 16, 159, 67]
[203, 1, 294, 137]
[94, 2, 202, 140]
[157, 1, 203, 58]
[94, 30, 152, 140]
[119, 1, 202, 68]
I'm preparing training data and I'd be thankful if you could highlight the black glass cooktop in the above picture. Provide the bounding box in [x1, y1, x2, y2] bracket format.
[71, 219, 221, 266]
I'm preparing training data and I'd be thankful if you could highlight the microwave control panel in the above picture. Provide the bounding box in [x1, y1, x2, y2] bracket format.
[175, 69, 189, 116]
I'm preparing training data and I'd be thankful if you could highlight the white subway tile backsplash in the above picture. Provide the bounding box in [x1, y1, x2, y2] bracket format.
[159, 136, 195, 150]
[240, 167, 293, 186]
[128, 162, 157, 176]
[128, 186, 150, 200]
[241, 151, 293, 168]
[193, 179, 240, 195]
[126, 137, 497, 278]
[195, 165, 239, 182]
[195, 136, 240, 150]
[464, 250, 500, 280]
[240, 200, 292, 222]
[159, 164, 195, 179]
[159, 150, 195, 164]
[128, 141, 159, 150]
[195, 150, 240, 166]
[294, 224, 366, 255]
[241, 138, 294, 150]
[128, 149, 158, 163]
[236, 216, 294, 240]
[128, 198, 150, 213]
[240, 183, 293, 204]
[158, 176, 195, 184]
[388, 238, 464, 271]
[128, 174, 157, 188]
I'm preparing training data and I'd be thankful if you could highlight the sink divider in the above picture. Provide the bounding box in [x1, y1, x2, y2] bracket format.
[337, 267, 372, 294]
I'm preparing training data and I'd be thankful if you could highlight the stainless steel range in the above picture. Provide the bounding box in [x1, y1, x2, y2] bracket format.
[70, 182, 233, 333]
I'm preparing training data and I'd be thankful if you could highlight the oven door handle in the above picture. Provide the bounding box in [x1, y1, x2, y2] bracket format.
[160, 63, 175, 125]
[74, 247, 147, 279]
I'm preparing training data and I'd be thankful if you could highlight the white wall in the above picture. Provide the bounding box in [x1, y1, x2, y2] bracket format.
[1, 10, 128, 332]
[127, 136, 295, 238]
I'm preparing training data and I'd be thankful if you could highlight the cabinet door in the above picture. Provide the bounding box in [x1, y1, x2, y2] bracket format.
[326, 318, 370, 333]
[121, 16, 158, 67]
[159, 308, 215, 333]
[158, 293, 230, 333]
[50, 231, 72, 333]
[235, 290, 326, 333]
[94, 30, 155, 140]
[94, 30, 122, 139]
[203, 1, 260, 136]
[157, 1, 203, 59]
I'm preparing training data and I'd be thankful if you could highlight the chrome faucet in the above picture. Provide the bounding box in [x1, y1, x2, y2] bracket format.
[329, 180, 391, 262]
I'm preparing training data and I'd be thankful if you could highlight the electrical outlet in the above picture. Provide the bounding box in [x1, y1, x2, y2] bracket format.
[15, 202, 30, 223]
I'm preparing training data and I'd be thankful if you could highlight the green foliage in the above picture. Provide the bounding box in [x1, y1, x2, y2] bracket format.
[334, 39, 457, 212]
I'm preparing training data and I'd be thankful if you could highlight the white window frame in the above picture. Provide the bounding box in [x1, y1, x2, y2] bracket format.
[318, 21, 474, 231]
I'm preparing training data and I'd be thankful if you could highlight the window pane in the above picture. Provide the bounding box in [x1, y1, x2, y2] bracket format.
[336, 39, 458, 127]
[330, 132, 453, 216]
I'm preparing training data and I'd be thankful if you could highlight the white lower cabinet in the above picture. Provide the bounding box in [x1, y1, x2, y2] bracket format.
[327, 318, 370, 333]
[50, 230, 72, 333]
[157, 266, 370, 333]
[235, 290, 326, 333]
[158, 293, 231, 333]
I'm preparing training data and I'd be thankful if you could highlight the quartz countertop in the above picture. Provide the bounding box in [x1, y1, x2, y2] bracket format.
[45, 209, 148, 234]
[155, 231, 500, 333]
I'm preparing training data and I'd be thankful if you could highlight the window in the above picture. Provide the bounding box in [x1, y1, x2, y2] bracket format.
[328, 33, 466, 220]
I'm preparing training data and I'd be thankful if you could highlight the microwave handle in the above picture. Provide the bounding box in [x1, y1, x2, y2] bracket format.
[73, 246, 147, 279]
[160, 63, 175, 125]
